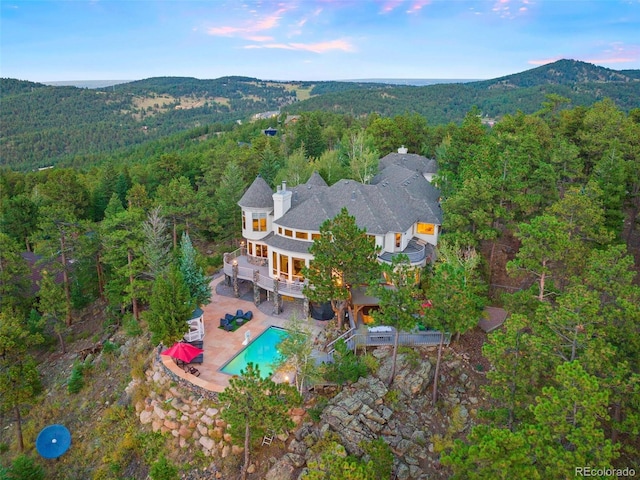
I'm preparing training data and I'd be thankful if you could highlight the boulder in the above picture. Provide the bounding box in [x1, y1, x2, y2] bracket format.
[265, 460, 295, 480]
[199, 436, 215, 451]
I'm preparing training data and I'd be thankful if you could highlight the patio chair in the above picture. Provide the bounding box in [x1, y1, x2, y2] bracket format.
[184, 365, 200, 377]
[235, 309, 244, 318]
[220, 317, 232, 328]
[224, 322, 234, 332]
[242, 310, 253, 321]
[225, 313, 235, 322]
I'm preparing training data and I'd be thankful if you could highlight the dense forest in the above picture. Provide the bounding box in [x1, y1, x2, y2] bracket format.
[1, 62, 639, 478]
[1, 59, 638, 171]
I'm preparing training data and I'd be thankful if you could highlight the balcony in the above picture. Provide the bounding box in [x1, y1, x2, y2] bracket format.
[222, 249, 306, 299]
[378, 238, 431, 265]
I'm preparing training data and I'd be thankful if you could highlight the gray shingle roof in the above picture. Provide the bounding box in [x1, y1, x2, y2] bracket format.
[238, 175, 274, 208]
[275, 169, 441, 234]
[379, 152, 438, 175]
[239, 159, 441, 237]
[306, 171, 328, 187]
[263, 232, 313, 254]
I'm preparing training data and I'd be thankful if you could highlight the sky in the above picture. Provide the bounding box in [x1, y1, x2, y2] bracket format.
[1, 0, 639, 83]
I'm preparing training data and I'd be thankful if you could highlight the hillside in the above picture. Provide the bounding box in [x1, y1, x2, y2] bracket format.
[285, 59, 640, 123]
[1, 59, 639, 171]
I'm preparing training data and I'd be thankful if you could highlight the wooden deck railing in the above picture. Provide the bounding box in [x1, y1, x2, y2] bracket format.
[222, 249, 306, 298]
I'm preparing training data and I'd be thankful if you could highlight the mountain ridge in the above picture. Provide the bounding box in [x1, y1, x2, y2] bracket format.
[1, 59, 638, 171]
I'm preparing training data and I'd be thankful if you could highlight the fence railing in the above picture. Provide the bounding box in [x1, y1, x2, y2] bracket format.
[350, 329, 450, 348]
[222, 252, 306, 298]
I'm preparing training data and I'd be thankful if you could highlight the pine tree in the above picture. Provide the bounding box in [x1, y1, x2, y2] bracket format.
[179, 232, 211, 306]
[144, 267, 194, 345]
[368, 255, 422, 385]
[215, 161, 247, 240]
[219, 363, 301, 480]
[303, 208, 380, 329]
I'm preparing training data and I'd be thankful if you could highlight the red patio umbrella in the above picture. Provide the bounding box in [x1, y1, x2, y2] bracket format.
[161, 342, 203, 364]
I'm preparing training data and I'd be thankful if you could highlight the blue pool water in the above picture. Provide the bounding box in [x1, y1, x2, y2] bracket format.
[220, 326, 290, 378]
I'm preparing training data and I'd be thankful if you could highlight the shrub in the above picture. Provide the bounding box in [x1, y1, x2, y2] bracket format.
[308, 396, 329, 422]
[323, 340, 367, 385]
[398, 346, 421, 369]
[384, 388, 401, 408]
[123, 314, 142, 337]
[7, 454, 45, 480]
[361, 352, 380, 374]
[149, 454, 179, 480]
[68, 362, 85, 394]
[361, 437, 394, 479]
[102, 340, 119, 355]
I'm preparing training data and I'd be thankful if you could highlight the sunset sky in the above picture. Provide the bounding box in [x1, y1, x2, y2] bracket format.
[2, 0, 639, 82]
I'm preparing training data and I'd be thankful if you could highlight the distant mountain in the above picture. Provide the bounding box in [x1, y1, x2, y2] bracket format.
[43, 80, 133, 88]
[475, 59, 639, 88]
[343, 78, 481, 86]
[1, 59, 638, 171]
[283, 59, 640, 123]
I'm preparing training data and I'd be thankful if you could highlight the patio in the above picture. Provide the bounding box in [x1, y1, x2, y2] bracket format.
[160, 274, 324, 392]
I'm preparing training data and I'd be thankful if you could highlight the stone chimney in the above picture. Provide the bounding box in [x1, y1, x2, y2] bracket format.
[273, 181, 292, 221]
[398, 145, 408, 154]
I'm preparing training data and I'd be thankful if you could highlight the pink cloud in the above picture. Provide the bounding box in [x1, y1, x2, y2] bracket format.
[380, 0, 403, 14]
[492, 0, 529, 19]
[244, 39, 356, 53]
[407, 0, 430, 14]
[206, 7, 289, 39]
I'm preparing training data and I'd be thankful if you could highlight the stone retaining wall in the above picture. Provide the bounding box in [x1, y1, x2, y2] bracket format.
[134, 357, 235, 463]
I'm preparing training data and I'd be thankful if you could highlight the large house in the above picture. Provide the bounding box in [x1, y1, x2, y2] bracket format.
[223, 147, 442, 308]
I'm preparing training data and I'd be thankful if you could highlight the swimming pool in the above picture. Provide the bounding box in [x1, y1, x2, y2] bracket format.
[220, 326, 290, 378]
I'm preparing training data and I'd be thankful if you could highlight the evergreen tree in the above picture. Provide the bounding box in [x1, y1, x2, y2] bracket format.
[155, 176, 200, 248]
[144, 266, 194, 345]
[0, 194, 39, 251]
[0, 309, 43, 452]
[303, 208, 380, 329]
[369, 255, 422, 385]
[0, 233, 31, 314]
[507, 214, 571, 301]
[422, 241, 486, 340]
[219, 363, 301, 480]
[215, 161, 247, 240]
[142, 207, 171, 280]
[34, 205, 81, 325]
[258, 145, 281, 188]
[178, 232, 211, 306]
[101, 206, 147, 322]
[38, 271, 70, 353]
[527, 361, 618, 478]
